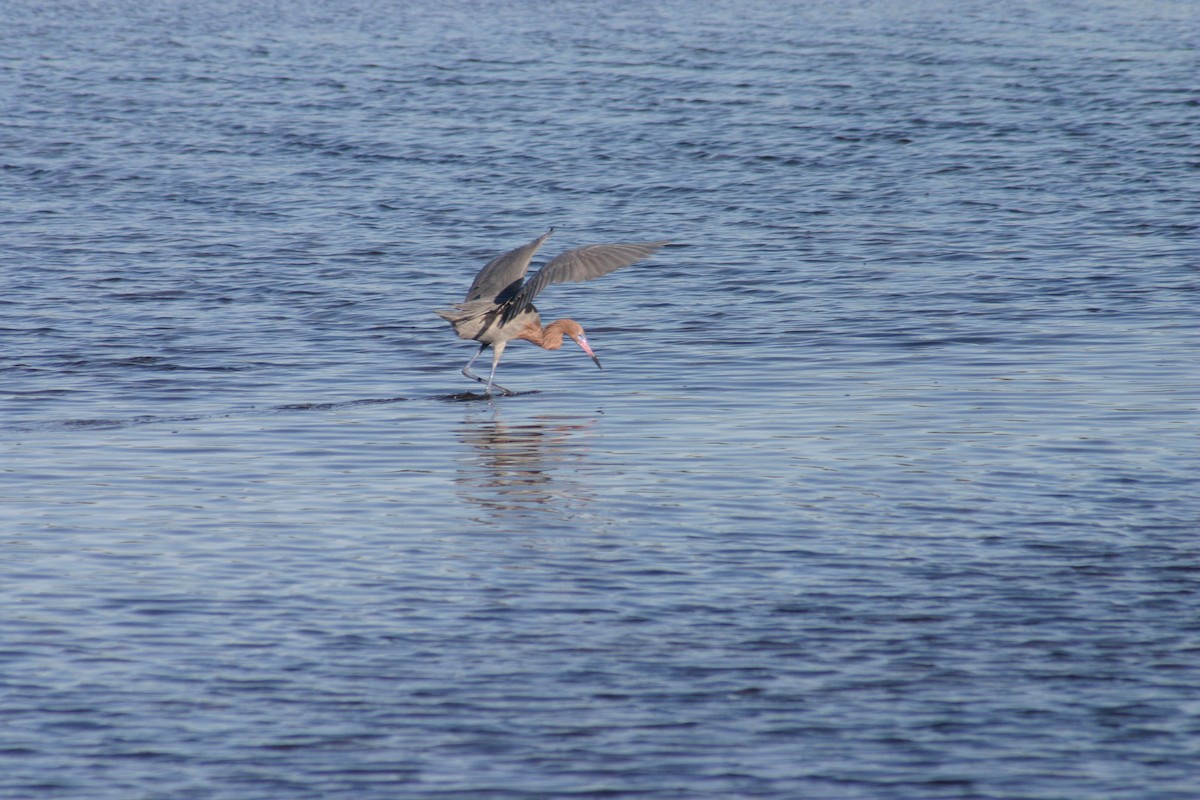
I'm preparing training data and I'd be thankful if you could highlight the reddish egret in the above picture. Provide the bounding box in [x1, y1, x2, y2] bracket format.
[436, 229, 667, 396]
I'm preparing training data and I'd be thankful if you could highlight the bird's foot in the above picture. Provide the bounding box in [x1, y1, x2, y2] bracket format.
[485, 383, 517, 397]
[463, 367, 516, 397]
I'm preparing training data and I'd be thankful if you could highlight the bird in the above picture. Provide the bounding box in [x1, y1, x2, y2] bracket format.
[436, 229, 668, 396]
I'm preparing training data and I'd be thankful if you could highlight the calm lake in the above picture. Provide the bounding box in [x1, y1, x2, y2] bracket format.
[3, 0, 1198, 797]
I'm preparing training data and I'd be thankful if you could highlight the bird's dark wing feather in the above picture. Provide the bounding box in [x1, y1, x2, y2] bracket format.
[464, 229, 554, 303]
[508, 241, 669, 314]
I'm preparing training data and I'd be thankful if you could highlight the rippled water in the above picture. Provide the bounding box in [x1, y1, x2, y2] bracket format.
[3, 1, 1199, 797]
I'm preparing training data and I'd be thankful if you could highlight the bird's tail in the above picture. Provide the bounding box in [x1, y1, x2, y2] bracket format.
[435, 300, 499, 341]
[435, 299, 491, 323]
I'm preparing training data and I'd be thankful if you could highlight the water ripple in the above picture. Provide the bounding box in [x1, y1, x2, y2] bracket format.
[3, 0, 1199, 798]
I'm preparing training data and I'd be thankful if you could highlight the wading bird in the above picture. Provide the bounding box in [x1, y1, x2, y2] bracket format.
[436, 229, 667, 396]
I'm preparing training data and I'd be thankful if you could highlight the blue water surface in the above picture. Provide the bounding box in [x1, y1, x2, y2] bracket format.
[2, 1, 1198, 797]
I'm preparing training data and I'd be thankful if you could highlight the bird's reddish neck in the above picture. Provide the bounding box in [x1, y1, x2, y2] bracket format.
[516, 318, 577, 350]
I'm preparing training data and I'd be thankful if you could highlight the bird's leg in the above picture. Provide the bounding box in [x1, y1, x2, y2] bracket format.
[461, 344, 487, 384]
[461, 344, 515, 396]
[484, 342, 515, 397]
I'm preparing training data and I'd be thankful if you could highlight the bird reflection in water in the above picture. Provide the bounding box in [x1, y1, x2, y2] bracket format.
[454, 411, 597, 521]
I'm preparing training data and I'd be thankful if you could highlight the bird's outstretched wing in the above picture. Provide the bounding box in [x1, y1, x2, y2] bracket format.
[464, 229, 554, 303]
[508, 240, 669, 313]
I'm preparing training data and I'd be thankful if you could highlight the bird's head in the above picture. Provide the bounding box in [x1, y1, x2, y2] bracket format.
[557, 319, 602, 370]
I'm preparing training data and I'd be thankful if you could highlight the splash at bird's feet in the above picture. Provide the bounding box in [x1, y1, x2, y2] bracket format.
[438, 389, 540, 402]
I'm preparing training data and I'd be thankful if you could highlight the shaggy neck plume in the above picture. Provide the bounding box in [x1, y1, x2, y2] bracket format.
[516, 318, 580, 350]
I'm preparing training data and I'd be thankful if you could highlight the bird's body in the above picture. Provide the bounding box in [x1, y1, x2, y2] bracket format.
[436, 229, 667, 396]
